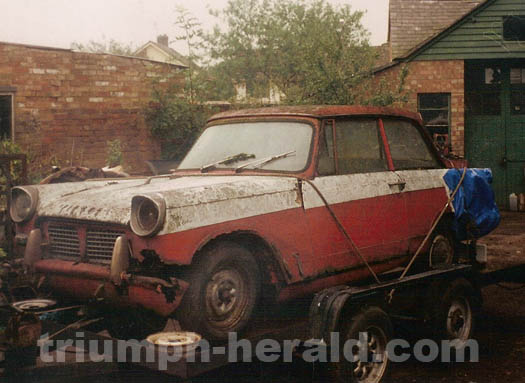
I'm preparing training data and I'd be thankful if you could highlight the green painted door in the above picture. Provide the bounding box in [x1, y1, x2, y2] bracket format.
[466, 60, 525, 207]
[507, 63, 525, 203]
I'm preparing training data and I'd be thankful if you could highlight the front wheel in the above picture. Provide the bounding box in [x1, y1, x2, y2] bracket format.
[177, 241, 260, 341]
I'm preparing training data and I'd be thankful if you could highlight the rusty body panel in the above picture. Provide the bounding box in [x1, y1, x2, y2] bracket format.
[208, 105, 424, 125]
[10, 105, 456, 331]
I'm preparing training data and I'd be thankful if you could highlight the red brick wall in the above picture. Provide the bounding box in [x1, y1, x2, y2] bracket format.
[374, 60, 465, 156]
[0, 42, 185, 175]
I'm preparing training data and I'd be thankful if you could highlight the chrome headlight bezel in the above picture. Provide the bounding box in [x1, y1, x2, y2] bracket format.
[10, 186, 39, 223]
[130, 194, 166, 237]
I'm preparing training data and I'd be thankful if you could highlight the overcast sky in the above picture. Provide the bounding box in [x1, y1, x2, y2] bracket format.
[1, 0, 389, 53]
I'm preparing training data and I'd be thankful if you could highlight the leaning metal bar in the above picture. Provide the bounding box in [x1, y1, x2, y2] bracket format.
[398, 166, 468, 281]
[303, 179, 381, 285]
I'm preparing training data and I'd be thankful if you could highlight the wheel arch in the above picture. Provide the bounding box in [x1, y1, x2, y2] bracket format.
[190, 230, 289, 301]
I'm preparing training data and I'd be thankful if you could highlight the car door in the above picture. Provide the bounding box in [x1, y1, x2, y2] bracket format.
[381, 118, 449, 254]
[300, 117, 409, 278]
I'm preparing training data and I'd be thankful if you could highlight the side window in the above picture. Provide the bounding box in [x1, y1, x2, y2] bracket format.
[335, 118, 388, 174]
[383, 118, 440, 170]
[418, 93, 450, 153]
[317, 120, 335, 175]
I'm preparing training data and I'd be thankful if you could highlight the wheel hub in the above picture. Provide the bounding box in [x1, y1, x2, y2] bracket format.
[430, 234, 453, 267]
[206, 269, 243, 320]
[447, 299, 471, 340]
[352, 328, 388, 383]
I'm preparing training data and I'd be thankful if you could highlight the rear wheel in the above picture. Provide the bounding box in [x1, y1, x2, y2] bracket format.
[177, 241, 260, 341]
[429, 219, 457, 268]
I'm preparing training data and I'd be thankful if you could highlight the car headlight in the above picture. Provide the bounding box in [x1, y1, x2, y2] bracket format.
[10, 186, 39, 223]
[130, 194, 166, 237]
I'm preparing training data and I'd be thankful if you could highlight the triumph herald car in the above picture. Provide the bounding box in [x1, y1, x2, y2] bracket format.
[11, 106, 459, 340]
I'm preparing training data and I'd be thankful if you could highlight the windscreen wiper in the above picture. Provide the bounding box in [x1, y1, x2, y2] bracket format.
[235, 150, 296, 173]
[200, 153, 255, 173]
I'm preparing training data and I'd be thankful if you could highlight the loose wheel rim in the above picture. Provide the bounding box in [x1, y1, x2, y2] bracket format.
[352, 326, 389, 383]
[429, 234, 453, 267]
[446, 297, 472, 341]
[205, 268, 248, 328]
[12, 298, 56, 311]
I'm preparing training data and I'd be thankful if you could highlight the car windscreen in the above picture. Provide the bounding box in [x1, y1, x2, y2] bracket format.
[178, 121, 314, 172]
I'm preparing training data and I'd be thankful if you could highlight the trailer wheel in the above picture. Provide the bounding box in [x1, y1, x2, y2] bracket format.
[334, 306, 392, 383]
[177, 241, 260, 341]
[432, 278, 479, 349]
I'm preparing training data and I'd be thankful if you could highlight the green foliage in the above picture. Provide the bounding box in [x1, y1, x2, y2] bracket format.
[143, 7, 220, 160]
[0, 140, 26, 186]
[71, 38, 136, 56]
[365, 65, 409, 107]
[175, 6, 205, 103]
[145, 88, 213, 160]
[106, 139, 123, 168]
[206, 0, 378, 105]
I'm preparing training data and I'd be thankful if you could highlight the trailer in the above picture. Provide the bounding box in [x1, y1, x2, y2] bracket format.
[5, 260, 521, 383]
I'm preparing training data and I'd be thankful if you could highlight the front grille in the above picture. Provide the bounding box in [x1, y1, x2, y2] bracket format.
[86, 229, 124, 264]
[46, 220, 125, 265]
[48, 224, 80, 260]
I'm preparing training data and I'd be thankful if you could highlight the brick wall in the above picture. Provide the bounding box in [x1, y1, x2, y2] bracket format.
[374, 60, 465, 156]
[0, 42, 185, 174]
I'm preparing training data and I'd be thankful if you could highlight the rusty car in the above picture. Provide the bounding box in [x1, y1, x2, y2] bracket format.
[10, 106, 462, 341]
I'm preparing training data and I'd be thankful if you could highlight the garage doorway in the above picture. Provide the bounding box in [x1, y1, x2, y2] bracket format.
[0, 95, 13, 140]
[465, 59, 525, 207]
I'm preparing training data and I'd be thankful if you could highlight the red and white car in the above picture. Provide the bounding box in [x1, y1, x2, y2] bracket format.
[11, 106, 457, 340]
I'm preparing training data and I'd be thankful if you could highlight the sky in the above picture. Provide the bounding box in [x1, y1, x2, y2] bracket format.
[0, 0, 389, 54]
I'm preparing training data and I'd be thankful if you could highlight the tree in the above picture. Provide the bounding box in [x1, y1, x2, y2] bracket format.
[144, 7, 217, 160]
[206, 0, 381, 105]
[174, 6, 205, 104]
[71, 38, 136, 56]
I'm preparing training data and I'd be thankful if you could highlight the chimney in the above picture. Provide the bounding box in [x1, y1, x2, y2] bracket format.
[157, 34, 169, 47]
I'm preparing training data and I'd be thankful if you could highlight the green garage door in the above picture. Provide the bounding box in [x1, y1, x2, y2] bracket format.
[466, 60, 525, 207]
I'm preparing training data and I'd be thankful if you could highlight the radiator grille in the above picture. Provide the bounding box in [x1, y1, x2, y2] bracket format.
[46, 221, 125, 265]
[86, 229, 124, 264]
[48, 224, 80, 260]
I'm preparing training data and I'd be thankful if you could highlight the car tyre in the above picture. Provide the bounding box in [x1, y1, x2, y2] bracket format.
[177, 241, 260, 341]
[429, 220, 457, 268]
[332, 306, 393, 383]
[431, 278, 480, 351]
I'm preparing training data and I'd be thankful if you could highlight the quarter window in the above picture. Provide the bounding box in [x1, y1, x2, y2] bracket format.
[317, 120, 336, 175]
[383, 119, 440, 170]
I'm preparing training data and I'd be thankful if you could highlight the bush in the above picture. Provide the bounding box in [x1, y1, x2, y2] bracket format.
[145, 89, 216, 160]
[106, 139, 123, 168]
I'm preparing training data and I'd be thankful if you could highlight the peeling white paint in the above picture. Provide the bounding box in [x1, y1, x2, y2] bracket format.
[32, 169, 455, 237]
[303, 169, 450, 210]
[34, 176, 301, 235]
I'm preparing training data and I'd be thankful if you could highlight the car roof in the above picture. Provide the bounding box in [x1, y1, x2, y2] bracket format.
[208, 105, 423, 125]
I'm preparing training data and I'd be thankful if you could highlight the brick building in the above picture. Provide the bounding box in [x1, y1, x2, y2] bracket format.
[375, 0, 525, 206]
[0, 41, 186, 174]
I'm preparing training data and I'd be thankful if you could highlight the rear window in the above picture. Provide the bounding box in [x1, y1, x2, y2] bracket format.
[383, 119, 440, 170]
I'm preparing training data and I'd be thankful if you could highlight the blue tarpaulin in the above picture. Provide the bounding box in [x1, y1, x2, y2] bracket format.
[443, 168, 500, 241]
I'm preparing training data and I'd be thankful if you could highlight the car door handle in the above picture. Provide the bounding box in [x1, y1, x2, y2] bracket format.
[388, 181, 406, 191]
